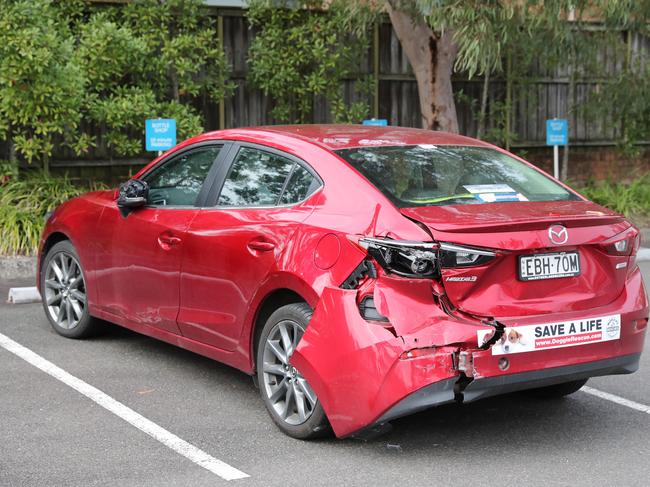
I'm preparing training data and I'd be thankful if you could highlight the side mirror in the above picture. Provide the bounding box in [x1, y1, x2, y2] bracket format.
[117, 179, 149, 209]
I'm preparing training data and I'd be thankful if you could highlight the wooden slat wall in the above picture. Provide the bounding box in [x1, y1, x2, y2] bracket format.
[45, 12, 648, 176]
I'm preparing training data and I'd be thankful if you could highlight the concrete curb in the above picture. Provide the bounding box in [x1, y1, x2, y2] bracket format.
[0, 256, 37, 281]
[7, 286, 41, 304]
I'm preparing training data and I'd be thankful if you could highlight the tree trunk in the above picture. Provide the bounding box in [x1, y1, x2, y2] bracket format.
[386, 3, 459, 133]
[477, 70, 490, 139]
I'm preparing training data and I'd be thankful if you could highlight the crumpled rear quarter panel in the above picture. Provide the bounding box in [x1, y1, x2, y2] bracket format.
[290, 285, 493, 438]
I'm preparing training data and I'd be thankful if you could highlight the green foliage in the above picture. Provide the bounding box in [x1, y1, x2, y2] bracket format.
[0, 173, 105, 255]
[0, 0, 85, 162]
[0, 159, 18, 181]
[247, 0, 372, 123]
[74, 0, 231, 158]
[122, 0, 232, 103]
[577, 174, 650, 217]
[587, 62, 650, 157]
[0, 0, 231, 163]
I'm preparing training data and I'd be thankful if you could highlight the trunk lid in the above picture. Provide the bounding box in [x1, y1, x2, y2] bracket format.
[401, 201, 632, 318]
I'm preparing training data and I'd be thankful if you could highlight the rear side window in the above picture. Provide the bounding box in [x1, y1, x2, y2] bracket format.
[218, 147, 319, 207]
[280, 165, 320, 205]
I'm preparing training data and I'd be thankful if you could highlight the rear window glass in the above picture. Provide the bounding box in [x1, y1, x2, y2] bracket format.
[335, 145, 579, 207]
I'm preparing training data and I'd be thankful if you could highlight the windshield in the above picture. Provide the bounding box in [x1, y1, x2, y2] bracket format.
[335, 145, 579, 207]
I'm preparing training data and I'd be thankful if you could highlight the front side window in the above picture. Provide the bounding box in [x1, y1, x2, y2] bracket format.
[336, 145, 579, 208]
[143, 145, 221, 206]
[218, 148, 294, 207]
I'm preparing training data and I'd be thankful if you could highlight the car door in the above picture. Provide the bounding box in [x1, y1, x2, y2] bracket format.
[94, 143, 227, 335]
[178, 143, 322, 351]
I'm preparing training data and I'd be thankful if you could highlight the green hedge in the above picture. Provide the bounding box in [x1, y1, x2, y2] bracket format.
[0, 172, 105, 255]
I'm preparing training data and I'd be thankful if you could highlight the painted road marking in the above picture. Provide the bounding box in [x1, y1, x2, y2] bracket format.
[0, 332, 249, 481]
[582, 386, 650, 414]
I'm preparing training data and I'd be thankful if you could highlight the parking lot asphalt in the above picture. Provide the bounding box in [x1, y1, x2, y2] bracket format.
[2, 266, 650, 487]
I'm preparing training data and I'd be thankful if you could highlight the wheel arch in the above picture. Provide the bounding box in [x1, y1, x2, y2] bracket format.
[250, 287, 317, 373]
[38, 231, 71, 287]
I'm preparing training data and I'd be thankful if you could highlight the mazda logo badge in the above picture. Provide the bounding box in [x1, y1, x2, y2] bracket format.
[548, 225, 568, 245]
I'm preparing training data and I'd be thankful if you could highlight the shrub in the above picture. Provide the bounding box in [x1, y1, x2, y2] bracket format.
[0, 173, 104, 255]
[576, 174, 650, 217]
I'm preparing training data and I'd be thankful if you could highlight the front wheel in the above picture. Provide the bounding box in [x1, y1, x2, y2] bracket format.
[40, 240, 102, 338]
[523, 378, 588, 399]
[256, 303, 330, 439]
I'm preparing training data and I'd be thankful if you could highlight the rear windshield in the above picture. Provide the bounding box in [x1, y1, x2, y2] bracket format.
[335, 145, 579, 207]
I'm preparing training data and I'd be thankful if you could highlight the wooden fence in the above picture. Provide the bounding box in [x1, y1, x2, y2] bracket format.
[37, 8, 650, 181]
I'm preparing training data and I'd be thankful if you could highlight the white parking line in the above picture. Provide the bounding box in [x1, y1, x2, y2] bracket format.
[581, 386, 650, 414]
[0, 332, 249, 481]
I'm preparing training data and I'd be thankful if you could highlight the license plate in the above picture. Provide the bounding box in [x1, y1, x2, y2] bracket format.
[518, 252, 580, 281]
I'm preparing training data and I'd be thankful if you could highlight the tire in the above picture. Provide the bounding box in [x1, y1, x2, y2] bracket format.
[523, 378, 588, 399]
[256, 303, 330, 439]
[40, 240, 102, 339]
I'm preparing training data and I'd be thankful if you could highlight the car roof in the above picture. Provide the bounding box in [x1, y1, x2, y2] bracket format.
[201, 124, 491, 151]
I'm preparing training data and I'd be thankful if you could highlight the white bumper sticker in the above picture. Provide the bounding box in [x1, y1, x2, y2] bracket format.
[477, 314, 621, 355]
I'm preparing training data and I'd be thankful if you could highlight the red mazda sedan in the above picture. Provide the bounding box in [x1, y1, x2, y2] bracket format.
[38, 125, 648, 439]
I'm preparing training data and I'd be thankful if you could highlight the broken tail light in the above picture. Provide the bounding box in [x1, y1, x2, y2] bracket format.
[359, 238, 439, 278]
[359, 237, 496, 278]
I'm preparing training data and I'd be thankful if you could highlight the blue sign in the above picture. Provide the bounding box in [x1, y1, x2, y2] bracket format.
[146, 119, 176, 152]
[546, 119, 568, 146]
[362, 119, 388, 126]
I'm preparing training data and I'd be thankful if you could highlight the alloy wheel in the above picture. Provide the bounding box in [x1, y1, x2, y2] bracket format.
[262, 319, 317, 425]
[43, 252, 87, 330]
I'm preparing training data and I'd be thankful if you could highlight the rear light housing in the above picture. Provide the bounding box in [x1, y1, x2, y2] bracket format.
[359, 237, 497, 278]
[438, 242, 497, 268]
[600, 227, 640, 257]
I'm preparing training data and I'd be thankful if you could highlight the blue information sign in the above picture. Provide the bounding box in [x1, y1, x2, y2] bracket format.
[146, 119, 176, 152]
[362, 119, 388, 126]
[546, 119, 568, 146]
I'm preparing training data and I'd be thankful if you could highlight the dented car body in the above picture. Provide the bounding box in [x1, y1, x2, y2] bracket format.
[38, 125, 648, 439]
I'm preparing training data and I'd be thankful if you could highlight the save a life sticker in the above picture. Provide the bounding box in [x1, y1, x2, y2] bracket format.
[476, 314, 621, 355]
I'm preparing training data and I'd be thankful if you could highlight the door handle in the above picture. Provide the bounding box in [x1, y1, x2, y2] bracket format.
[247, 240, 275, 252]
[158, 233, 182, 248]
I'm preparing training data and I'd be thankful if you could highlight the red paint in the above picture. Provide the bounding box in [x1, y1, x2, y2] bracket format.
[38, 125, 648, 438]
[314, 233, 341, 270]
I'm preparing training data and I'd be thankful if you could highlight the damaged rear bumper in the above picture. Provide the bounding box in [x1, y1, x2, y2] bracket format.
[377, 353, 639, 427]
[462, 352, 639, 403]
[290, 268, 648, 438]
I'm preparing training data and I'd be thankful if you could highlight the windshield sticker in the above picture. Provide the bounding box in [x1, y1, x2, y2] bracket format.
[475, 193, 529, 203]
[463, 184, 516, 194]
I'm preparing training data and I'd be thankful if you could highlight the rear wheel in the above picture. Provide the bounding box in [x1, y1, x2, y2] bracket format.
[524, 378, 588, 399]
[257, 303, 329, 439]
[41, 240, 102, 338]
